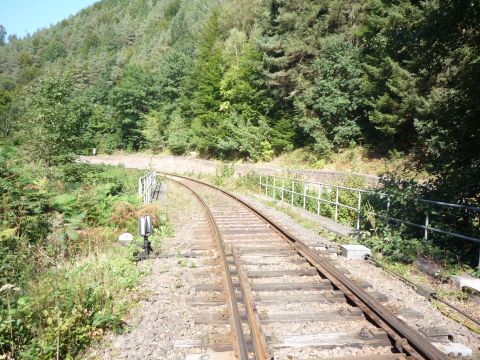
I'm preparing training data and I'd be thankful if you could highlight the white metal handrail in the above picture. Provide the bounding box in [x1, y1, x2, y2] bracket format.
[260, 174, 363, 229]
[259, 174, 480, 266]
[138, 170, 157, 204]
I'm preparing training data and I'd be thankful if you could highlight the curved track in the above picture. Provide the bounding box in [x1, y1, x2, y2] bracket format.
[166, 174, 446, 360]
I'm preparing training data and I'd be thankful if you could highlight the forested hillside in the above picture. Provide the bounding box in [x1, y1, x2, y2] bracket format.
[0, 0, 479, 203]
[0, 2, 479, 356]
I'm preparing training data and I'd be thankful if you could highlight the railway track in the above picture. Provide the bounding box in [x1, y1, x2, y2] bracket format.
[165, 174, 446, 360]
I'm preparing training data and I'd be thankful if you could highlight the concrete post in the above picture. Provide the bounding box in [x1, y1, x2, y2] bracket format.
[303, 182, 307, 209]
[317, 184, 321, 215]
[273, 177, 276, 200]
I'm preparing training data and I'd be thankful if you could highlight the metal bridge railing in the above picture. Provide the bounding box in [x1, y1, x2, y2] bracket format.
[138, 170, 157, 204]
[259, 174, 480, 266]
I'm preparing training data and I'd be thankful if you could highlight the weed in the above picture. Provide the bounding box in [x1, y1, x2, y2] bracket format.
[214, 163, 234, 186]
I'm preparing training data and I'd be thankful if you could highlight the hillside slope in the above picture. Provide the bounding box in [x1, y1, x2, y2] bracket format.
[0, 0, 479, 204]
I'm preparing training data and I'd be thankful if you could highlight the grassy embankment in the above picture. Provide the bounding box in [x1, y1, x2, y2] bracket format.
[0, 147, 171, 359]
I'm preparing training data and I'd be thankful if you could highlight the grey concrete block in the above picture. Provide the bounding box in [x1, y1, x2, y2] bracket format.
[420, 326, 452, 343]
[432, 342, 472, 357]
[450, 275, 480, 292]
[340, 244, 371, 260]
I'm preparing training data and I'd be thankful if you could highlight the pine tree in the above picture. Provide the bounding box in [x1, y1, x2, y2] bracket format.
[186, 10, 226, 155]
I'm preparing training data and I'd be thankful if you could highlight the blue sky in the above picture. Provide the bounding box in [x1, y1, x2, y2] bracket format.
[1, 0, 100, 38]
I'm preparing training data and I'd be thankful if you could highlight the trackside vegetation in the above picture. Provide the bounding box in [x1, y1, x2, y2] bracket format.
[0, 147, 169, 359]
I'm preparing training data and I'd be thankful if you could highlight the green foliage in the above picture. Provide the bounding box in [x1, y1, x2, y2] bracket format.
[308, 35, 366, 148]
[22, 74, 92, 166]
[0, 25, 6, 46]
[360, 228, 424, 263]
[0, 157, 155, 358]
[214, 163, 235, 186]
[142, 110, 165, 151]
[1, 246, 145, 360]
[109, 65, 159, 150]
[165, 110, 190, 155]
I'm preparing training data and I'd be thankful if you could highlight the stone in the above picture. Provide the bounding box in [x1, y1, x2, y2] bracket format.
[397, 307, 424, 319]
[413, 257, 442, 277]
[432, 342, 472, 357]
[186, 352, 236, 360]
[450, 275, 480, 293]
[340, 244, 371, 260]
[118, 232, 134, 246]
[420, 326, 452, 343]
[416, 283, 436, 299]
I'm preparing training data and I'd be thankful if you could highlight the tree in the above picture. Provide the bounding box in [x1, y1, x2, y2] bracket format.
[413, 0, 480, 203]
[22, 74, 91, 166]
[360, 0, 423, 146]
[109, 65, 158, 150]
[219, 40, 273, 159]
[308, 35, 365, 148]
[0, 25, 6, 46]
[185, 10, 226, 155]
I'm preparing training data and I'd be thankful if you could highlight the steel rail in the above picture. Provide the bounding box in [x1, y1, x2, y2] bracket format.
[164, 173, 447, 360]
[168, 177, 249, 360]
[232, 246, 272, 360]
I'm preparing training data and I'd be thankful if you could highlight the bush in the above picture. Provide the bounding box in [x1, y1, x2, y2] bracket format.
[0, 246, 145, 359]
[214, 163, 235, 186]
[360, 227, 425, 263]
[0, 160, 156, 358]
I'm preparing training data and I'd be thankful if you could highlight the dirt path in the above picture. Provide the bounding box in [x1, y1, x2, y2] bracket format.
[79, 154, 379, 186]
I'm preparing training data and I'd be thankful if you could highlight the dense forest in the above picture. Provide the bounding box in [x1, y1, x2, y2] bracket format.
[0, 0, 479, 205]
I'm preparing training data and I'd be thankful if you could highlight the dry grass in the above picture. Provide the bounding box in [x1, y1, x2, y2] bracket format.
[254, 147, 430, 180]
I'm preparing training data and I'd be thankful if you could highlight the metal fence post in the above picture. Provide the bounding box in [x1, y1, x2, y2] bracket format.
[291, 180, 295, 205]
[281, 178, 285, 202]
[303, 181, 307, 209]
[356, 191, 362, 230]
[265, 176, 268, 196]
[386, 196, 391, 220]
[259, 174, 262, 192]
[424, 211, 429, 241]
[335, 187, 339, 221]
[317, 184, 321, 215]
[273, 177, 276, 200]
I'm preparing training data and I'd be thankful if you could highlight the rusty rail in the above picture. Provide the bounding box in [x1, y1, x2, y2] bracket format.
[164, 173, 446, 360]
[232, 246, 272, 359]
[169, 178, 249, 359]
